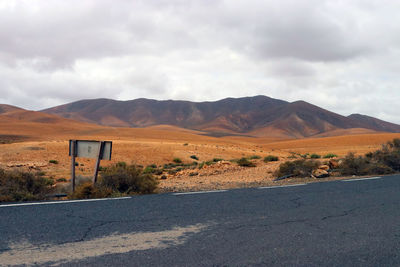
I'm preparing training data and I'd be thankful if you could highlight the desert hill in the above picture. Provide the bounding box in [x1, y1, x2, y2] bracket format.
[41, 96, 400, 138]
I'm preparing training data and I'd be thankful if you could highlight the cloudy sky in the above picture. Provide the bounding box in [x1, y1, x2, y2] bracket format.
[1, 0, 400, 122]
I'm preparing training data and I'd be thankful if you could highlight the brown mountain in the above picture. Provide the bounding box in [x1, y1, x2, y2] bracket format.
[41, 96, 400, 138]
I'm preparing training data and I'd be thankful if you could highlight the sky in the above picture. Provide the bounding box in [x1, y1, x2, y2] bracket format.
[1, 0, 400, 123]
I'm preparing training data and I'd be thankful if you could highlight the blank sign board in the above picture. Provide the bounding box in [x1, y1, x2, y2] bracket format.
[69, 140, 112, 160]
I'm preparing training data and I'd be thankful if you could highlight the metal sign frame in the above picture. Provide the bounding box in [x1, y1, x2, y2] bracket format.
[69, 140, 112, 192]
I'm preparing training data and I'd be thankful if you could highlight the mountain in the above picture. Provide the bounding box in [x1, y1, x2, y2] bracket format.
[41, 96, 400, 138]
[0, 105, 110, 141]
[0, 104, 24, 114]
[347, 114, 400, 133]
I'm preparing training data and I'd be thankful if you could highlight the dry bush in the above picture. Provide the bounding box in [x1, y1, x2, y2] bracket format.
[0, 168, 54, 202]
[69, 182, 113, 199]
[237, 157, 256, 167]
[69, 162, 158, 199]
[264, 155, 279, 162]
[99, 162, 158, 195]
[275, 159, 320, 178]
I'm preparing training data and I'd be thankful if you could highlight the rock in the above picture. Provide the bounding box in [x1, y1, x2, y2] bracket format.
[329, 159, 339, 169]
[318, 165, 330, 171]
[312, 169, 329, 178]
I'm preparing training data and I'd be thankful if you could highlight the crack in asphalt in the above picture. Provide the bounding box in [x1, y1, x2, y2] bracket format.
[321, 207, 359, 221]
[289, 196, 302, 209]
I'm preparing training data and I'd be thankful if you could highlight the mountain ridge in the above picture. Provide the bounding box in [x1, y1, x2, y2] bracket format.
[36, 96, 400, 138]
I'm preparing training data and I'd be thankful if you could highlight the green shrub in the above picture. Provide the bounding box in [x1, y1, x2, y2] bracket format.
[173, 158, 182, 164]
[56, 178, 67, 182]
[323, 153, 338, 158]
[49, 160, 58, 164]
[143, 166, 156, 174]
[264, 155, 279, 162]
[213, 158, 223, 162]
[301, 153, 310, 159]
[250, 155, 261, 160]
[0, 168, 54, 202]
[237, 157, 256, 167]
[310, 154, 321, 159]
[198, 162, 205, 169]
[275, 159, 320, 178]
[190, 155, 199, 160]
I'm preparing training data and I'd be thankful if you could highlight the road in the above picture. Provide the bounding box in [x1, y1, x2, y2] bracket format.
[1, 175, 400, 266]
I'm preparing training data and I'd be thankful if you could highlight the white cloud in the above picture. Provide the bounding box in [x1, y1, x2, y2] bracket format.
[0, 0, 400, 123]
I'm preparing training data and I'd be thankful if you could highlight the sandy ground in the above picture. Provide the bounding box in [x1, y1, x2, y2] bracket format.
[1, 130, 400, 193]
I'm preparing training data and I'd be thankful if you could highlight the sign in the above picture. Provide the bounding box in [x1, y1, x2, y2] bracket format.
[69, 140, 112, 160]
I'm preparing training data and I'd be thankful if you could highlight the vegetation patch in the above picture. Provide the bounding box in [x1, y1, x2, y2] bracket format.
[0, 168, 54, 202]
[69, 162, 158, 199]
[323, 153, 338, 158]
[190, 155, 199, 160]
[173, 158, 182, 164]
[275, 159, 320, 178]
[264, 155, 279, 162]
[237, 157, 256, 167]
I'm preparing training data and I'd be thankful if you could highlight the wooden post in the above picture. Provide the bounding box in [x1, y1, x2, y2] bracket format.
[70, 140, 77, 193]
[93, 141, 105, 184]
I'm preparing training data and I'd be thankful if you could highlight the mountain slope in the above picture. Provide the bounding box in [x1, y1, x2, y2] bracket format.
[41, 96, 400, 138]
[347, 114, 400, 133]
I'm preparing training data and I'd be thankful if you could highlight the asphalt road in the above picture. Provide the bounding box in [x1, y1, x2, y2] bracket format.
[1, 175, 400, 266]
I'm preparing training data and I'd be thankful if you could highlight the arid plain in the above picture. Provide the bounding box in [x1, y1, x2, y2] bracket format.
[2, 106, 400, 192]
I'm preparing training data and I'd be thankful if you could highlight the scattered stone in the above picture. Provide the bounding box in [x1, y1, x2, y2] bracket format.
[318, 165, 330, 171]
[312, 169, 329, 178]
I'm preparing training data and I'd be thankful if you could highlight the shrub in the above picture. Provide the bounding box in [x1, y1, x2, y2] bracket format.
[154, 169, 163, 175]
[183, 143, 188, 146]
[213, 158, 223, 162]
[0, 168, 54, 202]
[173, 158, 182, 164]
[323, 153, 338, 158]
[339, 152, 370, 176]
[250, 155, 261, 160]
[310, 154, 321, 159]
[99, 163, 158, 195]
[190, 155, 199, 160]
[69, 182, 113, 199]
[237, 157, 256, 167]
[56, 178, 67, 182]
[49, 160, 59, 164]
[301, 153, 310, 159]
[275, 159, 320, 178]
[143, 166, 156, 174]
[198, 162, 205, 169]
[264, 155, 279, 162]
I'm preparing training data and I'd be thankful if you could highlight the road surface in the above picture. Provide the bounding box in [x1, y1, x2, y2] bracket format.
[1, 175, 400, 266]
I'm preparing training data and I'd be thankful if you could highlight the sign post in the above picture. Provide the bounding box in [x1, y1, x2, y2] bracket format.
[69, 140, 112, 192]
[70, 140, 77, 192]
